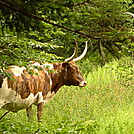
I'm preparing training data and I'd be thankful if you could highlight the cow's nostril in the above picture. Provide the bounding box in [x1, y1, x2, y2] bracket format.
[84, 81, 87, 85]
[79, 81, 87, 87]
[83, 81, 87, 86]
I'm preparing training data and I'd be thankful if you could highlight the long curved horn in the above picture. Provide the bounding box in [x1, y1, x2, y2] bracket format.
[125, 12, 134, 17]
[73, 41, 88, 62]
[64, 40, 78, 62]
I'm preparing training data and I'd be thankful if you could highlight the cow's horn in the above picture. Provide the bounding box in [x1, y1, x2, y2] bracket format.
[72, 41, 88, 62]
[64, 40, 78, 62]
[125, 12, 134, 17]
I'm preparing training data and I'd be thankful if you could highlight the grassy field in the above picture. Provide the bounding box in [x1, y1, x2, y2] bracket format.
[0, 58, 134, 134]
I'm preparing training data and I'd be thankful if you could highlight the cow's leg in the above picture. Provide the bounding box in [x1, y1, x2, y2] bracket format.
[26, 105, 33, 121]
[37, 102, 44, 122]
[34, 103, 44, 134]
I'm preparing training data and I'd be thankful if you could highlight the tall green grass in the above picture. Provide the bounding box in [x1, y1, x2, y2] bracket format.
[0, 58, 134, 134]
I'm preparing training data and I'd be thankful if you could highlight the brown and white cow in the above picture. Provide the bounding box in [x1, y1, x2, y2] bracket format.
[0, 41, 87, 121]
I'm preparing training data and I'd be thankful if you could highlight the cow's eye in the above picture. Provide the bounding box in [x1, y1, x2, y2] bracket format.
[77, 75, 81, 79]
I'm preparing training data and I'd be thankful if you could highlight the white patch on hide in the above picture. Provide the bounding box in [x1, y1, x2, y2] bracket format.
[44, 70, 52, 88]
[45, 91, 55, 103]
[11, 66, 26, 77]
[37, 92, 44, 104]
[43, 63, 54, 70]
[0, 77, 9, 107]
[30, 61, 54, 70]
[30, 61, 40, 66]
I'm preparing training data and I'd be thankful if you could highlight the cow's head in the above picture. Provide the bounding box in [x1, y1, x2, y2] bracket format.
[61, 40, 87, 87]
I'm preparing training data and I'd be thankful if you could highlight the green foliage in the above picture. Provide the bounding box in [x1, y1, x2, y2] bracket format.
[114, 57, 134, 88]
[0, 32, 63, 69]
[0, 0, 134, 67]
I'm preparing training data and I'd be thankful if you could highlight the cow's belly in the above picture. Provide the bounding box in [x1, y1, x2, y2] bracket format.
[1, 93, 38, 112]
[0, 78, 38, 112]
[0, 90, 38, 112]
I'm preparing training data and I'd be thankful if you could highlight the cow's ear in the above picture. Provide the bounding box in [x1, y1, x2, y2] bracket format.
[62, 63, 69, 69]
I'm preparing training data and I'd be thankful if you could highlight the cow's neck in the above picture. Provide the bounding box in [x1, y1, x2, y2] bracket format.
[49, 63, 65, 93]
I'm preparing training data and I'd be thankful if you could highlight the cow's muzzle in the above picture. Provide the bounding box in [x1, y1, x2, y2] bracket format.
[79, 81, 87, 87]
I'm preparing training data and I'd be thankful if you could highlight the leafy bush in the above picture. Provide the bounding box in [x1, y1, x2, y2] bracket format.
[114, 57, 134, 88]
